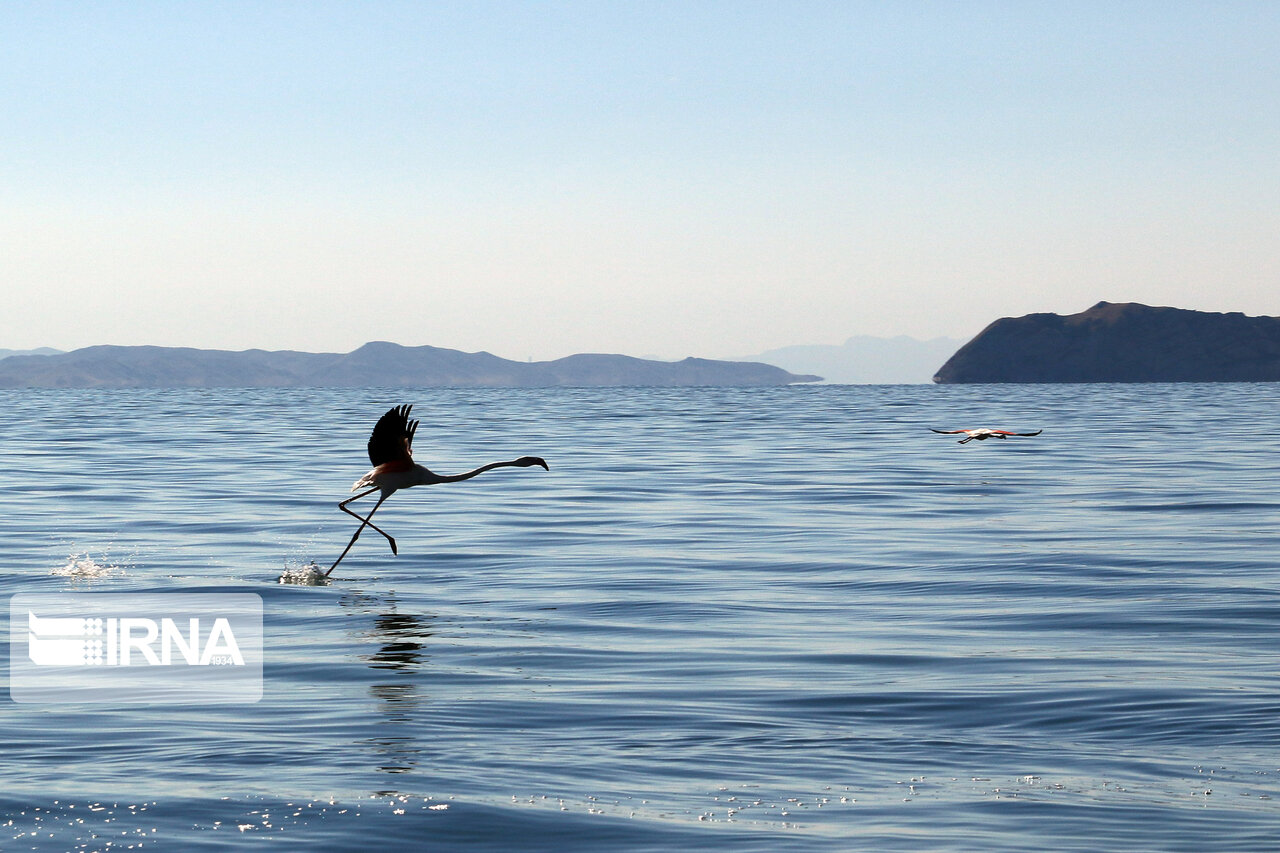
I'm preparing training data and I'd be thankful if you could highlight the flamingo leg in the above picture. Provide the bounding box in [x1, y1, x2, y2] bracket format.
[327, 491, 396, 576]
[338, 488, 398, 548]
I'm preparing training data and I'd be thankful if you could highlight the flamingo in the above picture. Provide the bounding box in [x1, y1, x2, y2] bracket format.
[930, 428, 1042, 444]
[327, 404, 548, 575]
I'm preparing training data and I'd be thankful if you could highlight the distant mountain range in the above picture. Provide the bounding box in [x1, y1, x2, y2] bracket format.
[20, 306, 1268, 387]
[934, 302, 1280, 382]
[737, 335, 966, 384]
[0, 342, 818, 389]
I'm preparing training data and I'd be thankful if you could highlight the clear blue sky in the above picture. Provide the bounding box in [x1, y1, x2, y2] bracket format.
[4, 1, 1277, 359]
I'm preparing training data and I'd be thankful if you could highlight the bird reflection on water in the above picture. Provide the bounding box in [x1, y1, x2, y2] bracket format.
[345, 596, 437, 775]
[366, 611, 433, 672]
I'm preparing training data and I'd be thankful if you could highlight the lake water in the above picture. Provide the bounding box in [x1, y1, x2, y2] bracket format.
[2, 384, 1279, 851]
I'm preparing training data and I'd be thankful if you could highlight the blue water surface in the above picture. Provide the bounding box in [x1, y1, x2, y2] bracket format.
[2, 384, 1279, 851]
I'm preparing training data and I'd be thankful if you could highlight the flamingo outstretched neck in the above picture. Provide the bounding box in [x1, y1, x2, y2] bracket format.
[326, 405, 548, 576]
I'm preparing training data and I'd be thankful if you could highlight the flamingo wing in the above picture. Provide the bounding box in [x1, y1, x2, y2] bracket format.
[367, 404, 419, 467]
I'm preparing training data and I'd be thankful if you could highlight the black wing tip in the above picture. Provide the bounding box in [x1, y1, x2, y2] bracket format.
[396, 404, 420, 454]
[367, 403, 419, 465]
[387, 404, 419, 434]
[376, 403, 412, 422]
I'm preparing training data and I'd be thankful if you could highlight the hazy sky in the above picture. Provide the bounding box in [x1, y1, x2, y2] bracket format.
[4, 1, 1278, 360]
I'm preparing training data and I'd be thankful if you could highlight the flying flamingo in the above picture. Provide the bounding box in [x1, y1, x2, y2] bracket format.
[327, 404, 548, 575]
[930, 428, 1042, 444]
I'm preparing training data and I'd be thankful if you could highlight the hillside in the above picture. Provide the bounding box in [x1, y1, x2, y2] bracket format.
[933, 302, 1280, 383]
[0, 342, 819, 389]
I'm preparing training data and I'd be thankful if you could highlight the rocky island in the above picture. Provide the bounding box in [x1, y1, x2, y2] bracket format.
[0, 341, 820, 389]
[934, 302, 1280, 383]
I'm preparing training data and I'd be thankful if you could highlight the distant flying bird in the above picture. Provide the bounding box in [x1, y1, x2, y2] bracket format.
[327, 404, 548, 575]
[930, 428, 1043, 444]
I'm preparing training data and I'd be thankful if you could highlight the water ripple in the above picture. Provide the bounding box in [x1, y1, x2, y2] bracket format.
[2, 384, 1280, 850]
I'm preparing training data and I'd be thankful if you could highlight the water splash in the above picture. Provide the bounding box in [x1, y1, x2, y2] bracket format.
[278, 561, 329, 586]
[52, 553, 123, 579]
